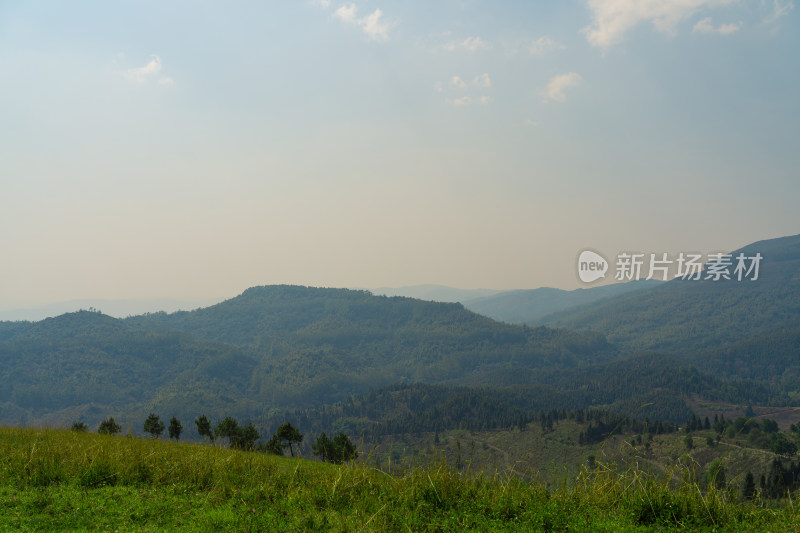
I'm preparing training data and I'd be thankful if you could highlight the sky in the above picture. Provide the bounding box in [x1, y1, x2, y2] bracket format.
[1, 0, 798, 309]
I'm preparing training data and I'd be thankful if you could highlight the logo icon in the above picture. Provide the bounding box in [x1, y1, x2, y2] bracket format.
[578, 250, 608, 283]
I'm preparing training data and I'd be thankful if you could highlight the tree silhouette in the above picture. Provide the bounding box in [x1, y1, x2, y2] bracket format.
[168, 417, 183, 441]
[143, 413, 165, 438]
[313, 432, 358, 464]
[331, 433, 358, 463]
[312, 432, 333, 462]
[275, 422, 303, 457]
[214, 417, 239, 444]
[98, 417, 121, 435]
[231, 423, 260, 451]
[195, 415, 214, 443]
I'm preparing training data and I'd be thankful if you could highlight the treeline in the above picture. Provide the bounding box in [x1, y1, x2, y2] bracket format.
[71, 413, 357, 465]
[265, 383, 682, 440]
[578, 410, 677, 445]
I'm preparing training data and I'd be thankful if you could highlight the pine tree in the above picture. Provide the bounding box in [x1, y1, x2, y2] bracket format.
[143, 413, 165, 438]
[214, 417, 239, 445]
[275, 422, 303, 457]
[98, 417, 121, 435]
[168, 417, 183, 440]
[312, 432, 333, 462]
[195, 415, 214, 442]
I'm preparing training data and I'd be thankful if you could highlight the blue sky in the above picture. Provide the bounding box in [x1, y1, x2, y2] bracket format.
[0, 0, 798, 307]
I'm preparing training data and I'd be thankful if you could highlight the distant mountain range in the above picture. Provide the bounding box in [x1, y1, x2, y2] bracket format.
[461, 280, 662, 325]
[1, 233, 797, 437]
[0, 287, 614, 429]
[542, 234, 800, 353]
[368, 280, 663, 326]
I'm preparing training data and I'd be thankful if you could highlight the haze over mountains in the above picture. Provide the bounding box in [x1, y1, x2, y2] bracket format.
[462, 280, 662, 325]
[0, 233, 797, 439]
[0, 298, 225, 322]
[0, 281, 654, 324]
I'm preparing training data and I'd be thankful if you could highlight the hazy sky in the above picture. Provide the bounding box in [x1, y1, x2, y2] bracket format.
[1, 0, 798, 308]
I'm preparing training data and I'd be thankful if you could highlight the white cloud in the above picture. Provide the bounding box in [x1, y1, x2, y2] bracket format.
[763, 0, 795, 25]
[528, 36, 564, 56]
[473, 73, 491, 88]
[158, 77, 175, 87]
[524, 119, 539, 126]
[462, 36, 488, 52]
[693, 17, 741, 34]
[441, 35, 490, 52]
[124, 55, 162, 82]
[582, 0, 733, 48]
[545, 72, 582, 103]
[334, 3, 357, 23]
[445, 95, 490, 107]
[451, 76, 467, 89]
[359, 9, 390, 41]
[447, 96, 473, 107]
[334, 4, 391, 41]
[439, 73, 492, 106]
[312, 0, 331, 8]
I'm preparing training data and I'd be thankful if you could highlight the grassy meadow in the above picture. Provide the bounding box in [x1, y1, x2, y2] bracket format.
[1, 427, 799, 531]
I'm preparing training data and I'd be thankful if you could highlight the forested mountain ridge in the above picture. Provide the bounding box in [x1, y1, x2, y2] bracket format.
[541, 233, 800, 354]
[0, 287, 615, 428]
[462, 279, 661, 325]
[2, 234, 799, 435]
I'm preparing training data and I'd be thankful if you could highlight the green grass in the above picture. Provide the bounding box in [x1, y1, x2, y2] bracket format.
[1, 427, 798, 531]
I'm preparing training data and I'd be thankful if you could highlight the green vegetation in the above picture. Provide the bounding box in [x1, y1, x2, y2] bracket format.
[0, 285, 614, 429]
[143, 412, 165, 438]
[464, 280, 661, 325]
[543, 234, 800, 356]
[168, 416, 183, 440]
[312, 432, 358, 464]
[97, 416, 121, 435]
[4, 234, 800, 432]
[3, 427, 800, 531]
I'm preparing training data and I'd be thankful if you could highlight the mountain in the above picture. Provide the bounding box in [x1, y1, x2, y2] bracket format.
[3, 234, 798, 434]
[0, 311, 259, 428]
[541, 233, 800, 355]
[0, 286, 615, 428]
[125, 286, 616, 401]
[462, 280, 662, 325]
[369, 284, 502, 303]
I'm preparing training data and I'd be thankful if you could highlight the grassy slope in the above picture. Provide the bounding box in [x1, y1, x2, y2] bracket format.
[1, 428, 798, 531]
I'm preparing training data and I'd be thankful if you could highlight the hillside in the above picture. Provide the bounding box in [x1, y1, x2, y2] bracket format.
[0, 311, 260, 428]
[541, 233, 800, 356]
[3, 233, 800, 438]
[0, 287, 615, 428]
[122, 286, 616, 403]
[3, 427, 799, 531]
[462, 280, 661, 325]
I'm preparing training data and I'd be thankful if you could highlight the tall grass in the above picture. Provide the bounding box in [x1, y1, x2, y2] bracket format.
[1, 427, 798, 531]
